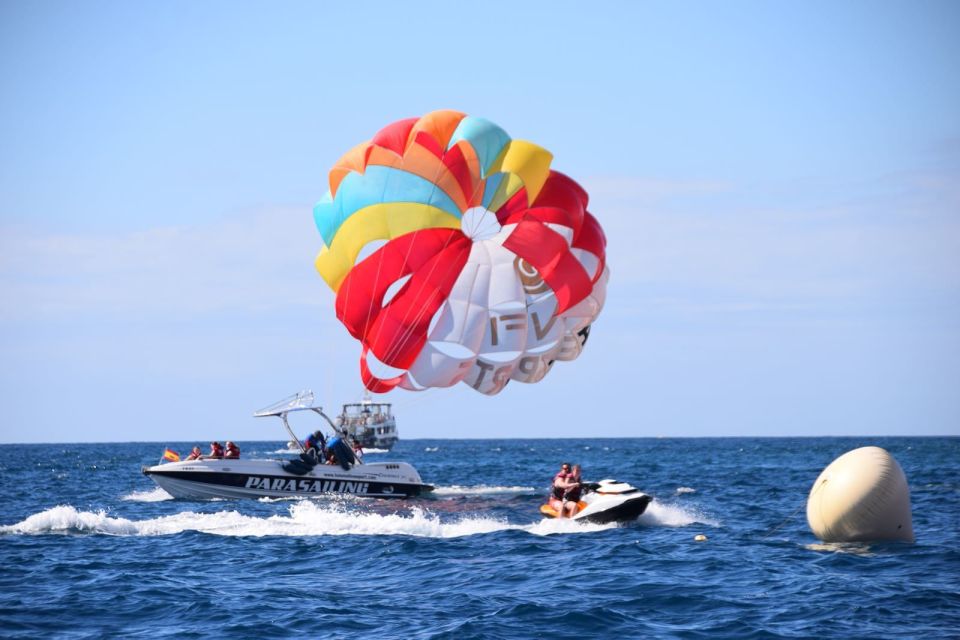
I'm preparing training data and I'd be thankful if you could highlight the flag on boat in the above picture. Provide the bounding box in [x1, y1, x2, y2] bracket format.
[163, 448, 180, 462]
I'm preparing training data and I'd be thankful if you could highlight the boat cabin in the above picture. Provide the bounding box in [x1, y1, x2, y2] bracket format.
[335, 401, 398, 450]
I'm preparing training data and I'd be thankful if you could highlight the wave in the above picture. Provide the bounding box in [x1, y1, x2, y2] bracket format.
[675, 487, 697, 495]
[432, 485, 537, 497]
[527, 518, 615, 535]
[121, 487, 174, 502]
[0, 502, 623, 539]
[639, 500, 721, 528]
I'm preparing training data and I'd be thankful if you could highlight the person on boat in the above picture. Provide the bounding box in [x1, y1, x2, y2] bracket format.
[303, 430, 326, 462]
[208, 441, 224, 459]
[224, 441, 240, 459]
[186, 446, 203, 461]
[561, 464, 583, 518]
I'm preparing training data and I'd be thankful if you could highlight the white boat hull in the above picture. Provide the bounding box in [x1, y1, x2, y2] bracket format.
[143, 458, 432, 500]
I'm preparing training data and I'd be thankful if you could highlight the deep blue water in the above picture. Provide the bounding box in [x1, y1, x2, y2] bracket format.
[1, 437, 958, 639]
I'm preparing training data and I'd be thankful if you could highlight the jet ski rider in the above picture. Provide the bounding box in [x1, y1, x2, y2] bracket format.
[551, 463, 572, 516]
[562, 464, 583, 518]
[551, 463, 583, 518]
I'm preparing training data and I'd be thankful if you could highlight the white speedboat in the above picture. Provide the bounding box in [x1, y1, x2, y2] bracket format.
[142, 391, 432, 500]
[540, 479, 652, 524]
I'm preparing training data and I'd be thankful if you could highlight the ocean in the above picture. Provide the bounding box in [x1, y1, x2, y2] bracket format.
[1, 437, 958, 639]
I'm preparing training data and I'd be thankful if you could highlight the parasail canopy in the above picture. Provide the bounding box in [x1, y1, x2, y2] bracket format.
[313, 110, 608, 395]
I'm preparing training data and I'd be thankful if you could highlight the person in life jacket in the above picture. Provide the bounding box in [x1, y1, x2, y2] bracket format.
[186, 446, 203, 461]
[561, 464, 583, 518]
[552, 463, 572, 497]
[325, 434, 355, 470]
[208, 441, 224, 459]
[550, 462, 573, 516]
[224, 441, 240, 459]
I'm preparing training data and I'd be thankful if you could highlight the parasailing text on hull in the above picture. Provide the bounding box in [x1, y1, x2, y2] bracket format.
[244, 477, 370, 494]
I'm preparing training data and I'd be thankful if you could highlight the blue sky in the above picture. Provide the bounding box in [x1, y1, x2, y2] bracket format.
[1, 1, 957, 442]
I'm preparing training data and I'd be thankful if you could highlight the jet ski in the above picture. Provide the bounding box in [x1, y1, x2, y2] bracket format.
[540, 479, 652, 524]
[142, 391, 433, 500]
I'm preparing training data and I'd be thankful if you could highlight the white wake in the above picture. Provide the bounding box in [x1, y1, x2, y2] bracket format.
[639, 500, 721, 528]
[0, 502, 615, 539]
[121, 487, 174, 502]
[432, 485, 536, 497]
[2, 495, 719, 538]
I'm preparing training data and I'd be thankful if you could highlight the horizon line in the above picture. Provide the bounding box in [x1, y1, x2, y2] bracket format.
[1, 434, 956, 445]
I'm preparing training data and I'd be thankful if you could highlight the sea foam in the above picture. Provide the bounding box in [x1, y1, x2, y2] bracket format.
[1, 502, 631, 539]
[639, 500, 721, 528]
[121, 487, 174, 502]
[432, 485, 537, 497]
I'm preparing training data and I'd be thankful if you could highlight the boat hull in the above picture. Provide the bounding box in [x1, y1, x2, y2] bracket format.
[143, 459, 432, 500]
[578, 494, 652, 524]
[356, 435, 397, 450]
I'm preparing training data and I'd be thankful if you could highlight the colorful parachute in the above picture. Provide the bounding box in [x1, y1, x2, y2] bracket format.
[313, 110, 608, 395]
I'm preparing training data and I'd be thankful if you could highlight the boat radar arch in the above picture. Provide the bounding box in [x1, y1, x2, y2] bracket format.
[253, 390, 340, 455]
[253, 390, 316, 417]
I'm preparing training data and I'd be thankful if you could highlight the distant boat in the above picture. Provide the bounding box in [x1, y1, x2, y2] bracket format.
[335, 394, 399, 451]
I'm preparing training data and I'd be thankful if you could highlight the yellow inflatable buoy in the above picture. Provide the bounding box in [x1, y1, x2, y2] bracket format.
[806, 446, 914, 543]
[694, 534, 707, 542]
